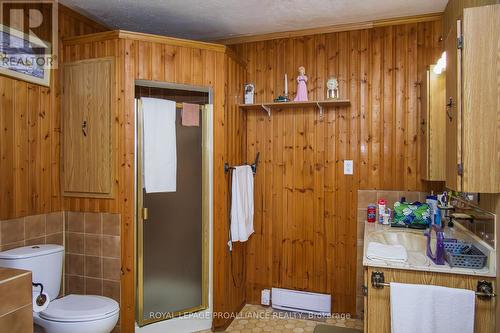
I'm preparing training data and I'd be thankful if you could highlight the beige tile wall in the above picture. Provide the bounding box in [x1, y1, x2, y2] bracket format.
[64, 212, 120, 300]
[355, 189, 428, 319]
[0, 212, 64, 251]
[0, 211, 121, 332]
[64, 211, 121, 332]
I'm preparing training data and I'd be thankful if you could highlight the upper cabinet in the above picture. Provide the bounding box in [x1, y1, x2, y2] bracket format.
[420, 65, 446, 181]
[445, 5, 500, 193]
[62, 57, 115, 198]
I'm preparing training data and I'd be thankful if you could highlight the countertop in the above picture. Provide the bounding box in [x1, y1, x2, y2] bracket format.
[362, 221, 496, 277]
[0, 267, 31, 284]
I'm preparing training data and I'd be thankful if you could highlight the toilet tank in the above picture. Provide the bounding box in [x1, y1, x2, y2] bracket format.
[0, 244, 64, 300]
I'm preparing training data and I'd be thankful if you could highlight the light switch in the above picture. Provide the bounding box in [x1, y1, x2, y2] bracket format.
[344, 160, 353, 175]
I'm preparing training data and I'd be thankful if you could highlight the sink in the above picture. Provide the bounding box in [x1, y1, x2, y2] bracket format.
[368, 230, 427, 252]
[363, 223, 495, 276]
[366, 229, 429, 266]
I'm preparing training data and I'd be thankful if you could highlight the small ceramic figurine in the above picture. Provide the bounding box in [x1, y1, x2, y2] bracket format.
[294, 66, 308, 102]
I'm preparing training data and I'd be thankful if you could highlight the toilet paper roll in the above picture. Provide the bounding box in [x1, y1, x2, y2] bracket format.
[33, 292, 50, 312]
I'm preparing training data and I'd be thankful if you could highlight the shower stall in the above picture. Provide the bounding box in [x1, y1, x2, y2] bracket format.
[135, 80, 213, 330]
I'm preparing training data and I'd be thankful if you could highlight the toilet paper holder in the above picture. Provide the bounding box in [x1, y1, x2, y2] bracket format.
[32, 282, 47, 306]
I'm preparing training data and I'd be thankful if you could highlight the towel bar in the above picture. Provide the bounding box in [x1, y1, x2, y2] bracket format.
[370, 271, 496, 298]
[224, 152, 260, 175]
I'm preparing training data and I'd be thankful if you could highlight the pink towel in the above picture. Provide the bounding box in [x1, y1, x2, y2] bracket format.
[182, 103, 200, 127]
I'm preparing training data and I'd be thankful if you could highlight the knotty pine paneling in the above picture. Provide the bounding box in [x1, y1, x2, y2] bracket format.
[232, 20, 443, 315]
[214, 53, 248, 328]
[61, 35, 246, 331]
[0, 5, 108, 220]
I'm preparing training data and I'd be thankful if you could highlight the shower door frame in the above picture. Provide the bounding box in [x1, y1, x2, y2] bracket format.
[135, 80, 212, 327]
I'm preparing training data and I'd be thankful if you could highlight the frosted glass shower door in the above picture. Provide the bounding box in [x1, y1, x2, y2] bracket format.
[137, 101, 210, 326]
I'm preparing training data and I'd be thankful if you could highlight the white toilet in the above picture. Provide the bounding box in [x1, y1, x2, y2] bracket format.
[0, 244, 119, 333]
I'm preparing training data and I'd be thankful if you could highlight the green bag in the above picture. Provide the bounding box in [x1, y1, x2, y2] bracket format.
[392, 201, 431, 227]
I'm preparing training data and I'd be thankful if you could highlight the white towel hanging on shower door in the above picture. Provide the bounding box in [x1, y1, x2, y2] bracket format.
[141, 97, 177, 193]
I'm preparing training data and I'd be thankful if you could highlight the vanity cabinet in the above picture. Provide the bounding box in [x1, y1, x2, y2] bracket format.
[363, 266, 495, 333]
[420, 65, 446, 181]
[0, 268, 33, 332]
[445, 5, 500, 193]
[62, 57, 115, 198]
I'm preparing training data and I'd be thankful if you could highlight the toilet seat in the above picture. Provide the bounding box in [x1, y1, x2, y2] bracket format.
[40, 294, 119, 322]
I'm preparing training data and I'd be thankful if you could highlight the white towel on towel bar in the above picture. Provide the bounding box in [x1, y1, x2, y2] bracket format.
[390, 282, 475, 333]
[141, 97, 177, 193]
[230, 165, 254, 242]
[366, 242, 408, 263]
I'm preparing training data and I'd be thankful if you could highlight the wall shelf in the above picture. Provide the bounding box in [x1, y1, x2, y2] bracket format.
[239, 99, 350, 118]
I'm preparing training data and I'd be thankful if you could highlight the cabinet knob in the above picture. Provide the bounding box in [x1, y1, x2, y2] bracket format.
[82, 120, 87, 136]
[446, 97, 454, 122]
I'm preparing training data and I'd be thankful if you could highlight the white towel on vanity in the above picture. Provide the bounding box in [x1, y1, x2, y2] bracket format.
[230, 165, 254, 242]
[390, 282, 475, 333]
[366, 242, 408, 262]
[141, 97, 177, 193]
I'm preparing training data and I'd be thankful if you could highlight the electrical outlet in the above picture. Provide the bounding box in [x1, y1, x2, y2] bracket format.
[261, 289, 271, 306]
[344, 160, 353, 175]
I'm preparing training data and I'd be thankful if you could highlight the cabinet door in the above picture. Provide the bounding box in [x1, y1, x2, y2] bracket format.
[421, 67, 446, 181]
[420, 69, 430, 180]
[462, 5, 500, 193]
[62, 58, 114, 197]
[445, 20, 462, 191]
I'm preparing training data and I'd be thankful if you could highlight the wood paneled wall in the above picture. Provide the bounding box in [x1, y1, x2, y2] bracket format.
[62, 32, 247, 332]
[213, 52, 248, 328]
[0, 5, 108, 220]
[232, 19, 443, 315]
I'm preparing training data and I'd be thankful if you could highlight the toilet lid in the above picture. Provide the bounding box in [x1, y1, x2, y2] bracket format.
[40, 294, 119, 322]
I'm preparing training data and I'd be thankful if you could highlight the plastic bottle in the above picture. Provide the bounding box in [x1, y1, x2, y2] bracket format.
[367, 204, 377, 223]
[378, 199, 386, 224]
[434, 207, 441, 227]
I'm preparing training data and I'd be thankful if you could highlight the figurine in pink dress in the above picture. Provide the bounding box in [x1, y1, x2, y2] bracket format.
[294, 66, 308, 102]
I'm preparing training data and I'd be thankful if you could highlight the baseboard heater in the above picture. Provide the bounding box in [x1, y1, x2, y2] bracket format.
[271, 288, 331, 315]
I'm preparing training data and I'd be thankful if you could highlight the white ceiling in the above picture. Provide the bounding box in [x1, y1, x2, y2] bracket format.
[61, 0, 447, 41]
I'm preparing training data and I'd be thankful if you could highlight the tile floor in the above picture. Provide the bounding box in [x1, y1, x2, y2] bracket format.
[200, 304, 363, 332]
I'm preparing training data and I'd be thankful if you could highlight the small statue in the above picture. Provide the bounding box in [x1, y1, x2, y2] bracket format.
[326, 76, 339, 99]
[294, 66, 308, 102]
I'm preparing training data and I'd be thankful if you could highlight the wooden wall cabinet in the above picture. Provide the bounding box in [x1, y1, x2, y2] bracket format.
[445, 5, 500, 193]
[420, 66, 446, 181]
[62, 57, 115, 198]
[364, 267, 495, 333]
